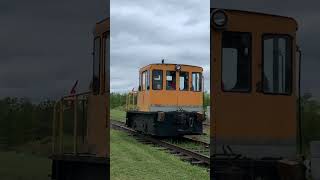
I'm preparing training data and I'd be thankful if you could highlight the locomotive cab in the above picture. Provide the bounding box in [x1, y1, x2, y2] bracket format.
[50, 18, 110, 180]
[211, 9, 305, 179]
[126, 63, 205, 137]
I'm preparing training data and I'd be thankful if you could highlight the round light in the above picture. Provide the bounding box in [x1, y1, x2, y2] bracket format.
[175, 64, 181, 71]
[211, 10, 228, 28]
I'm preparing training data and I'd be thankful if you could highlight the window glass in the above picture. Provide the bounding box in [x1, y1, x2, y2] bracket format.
[142, 71, 146, 90]
[222, 31, 251, 92]
[146, 70, 150, 90]
[141, 71, 147, 91]
[179, 72, 189, 91]
[263, 35, 292, 94]
[139, 74, 141, 90]
[92, 37, 101, 93]
[222, 48, 238, 89]
[147, 70, 150, 90]
[104, 34, 110, 92]
[192, 72, 202, 91]
[166, 71, 176, 90]
[152, 70, 163, 90]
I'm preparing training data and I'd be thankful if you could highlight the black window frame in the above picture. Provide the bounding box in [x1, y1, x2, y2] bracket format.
[261, 34, 293, 96]
[92, 37, 101, 94]
[103, 33, 110, 94]
[152, 69, 163, 90]
[166, 70, 177, 91]
[141, 70, 148, 91]
[191, 72, 202, 92]
[221, 31, 252, 93]
[179, 71, 189, 91]
[139, 72, 142, 91]
[146, 70, 150, 90]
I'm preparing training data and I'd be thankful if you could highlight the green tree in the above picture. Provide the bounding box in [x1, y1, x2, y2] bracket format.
[110, 93, 127, 109]
[301, 92, 320, 153]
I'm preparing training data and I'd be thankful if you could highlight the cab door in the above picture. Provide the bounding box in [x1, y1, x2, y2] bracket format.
[137, 70, 150, 111]
[177, 70, 193, 110]
[211, 30, 297, 159]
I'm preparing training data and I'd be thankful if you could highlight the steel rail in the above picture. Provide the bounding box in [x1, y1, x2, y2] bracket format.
[111, 120, 210, 167]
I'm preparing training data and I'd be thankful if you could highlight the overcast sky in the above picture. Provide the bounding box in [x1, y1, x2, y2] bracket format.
[212, 0, 320, 98]
[2, 1, 319, 101]
[110, 0, 210, 93]
[0, 0, 108, 102]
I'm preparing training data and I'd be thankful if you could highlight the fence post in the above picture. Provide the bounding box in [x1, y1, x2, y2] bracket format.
[131, 93, 134, 110]
[52, 103, 57, 153]
[59, 100, 64, 154]
[73, 96, 78, 155]
[126, 94, 129, 111]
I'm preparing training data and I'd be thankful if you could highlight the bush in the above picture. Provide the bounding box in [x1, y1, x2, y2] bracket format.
[0, 98, 55, 148]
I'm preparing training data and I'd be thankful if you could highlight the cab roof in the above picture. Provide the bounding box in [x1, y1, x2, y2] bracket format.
[93, 18, 110, 37]
[140, 63, 203, 71]
[211, 8, 298, 30]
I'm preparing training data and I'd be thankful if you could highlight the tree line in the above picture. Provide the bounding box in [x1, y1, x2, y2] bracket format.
[0, 92, 318, 153]
[110, 92, 211, 109]
[0, 98, 55, 148]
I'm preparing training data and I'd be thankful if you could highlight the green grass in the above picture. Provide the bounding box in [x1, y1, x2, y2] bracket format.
[0, 135, 78, 180]
[110, 130, 209, 180]
[0, 151, 51, 180]
[111, 109, 126, 122]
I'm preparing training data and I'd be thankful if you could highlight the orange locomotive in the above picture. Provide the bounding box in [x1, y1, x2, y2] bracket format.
[211, 9, 305, 179]
[51, 18, 109, 180]
[126, 62, 205, 136]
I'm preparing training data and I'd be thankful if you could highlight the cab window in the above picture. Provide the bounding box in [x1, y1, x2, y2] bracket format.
[141, 71, 150, 91]
[179, 72, 189, 91]
[222, 31, 251, 92]
[166, 71, 176, 90]
[192, 72, 202, 91]
[262, 35, 292, 94]
[104, 33, 110, 93]
[92, 37, 101, 93]
[152, 70, 163, 90]
[146, 70, 150, 90]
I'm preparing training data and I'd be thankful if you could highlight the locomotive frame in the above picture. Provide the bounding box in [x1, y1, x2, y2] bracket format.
[126, 63, 205, 137]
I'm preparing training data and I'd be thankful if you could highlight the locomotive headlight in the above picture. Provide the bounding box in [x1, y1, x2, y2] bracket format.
[211, 9, 228, 28]
[175, 64, 182, 71]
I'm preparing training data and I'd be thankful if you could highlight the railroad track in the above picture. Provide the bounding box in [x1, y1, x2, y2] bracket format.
[111, 120, 210, 168]
[163, 135, 210, 157]
[182, 136, 209, 149]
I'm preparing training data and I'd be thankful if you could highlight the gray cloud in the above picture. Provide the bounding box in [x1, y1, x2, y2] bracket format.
[212, 0, 320, 98]
[0, 0, 108, 101]
[111, 0, 210, 92]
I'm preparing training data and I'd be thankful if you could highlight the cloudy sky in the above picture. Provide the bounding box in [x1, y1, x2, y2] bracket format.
[212, 0, 320, 98]
[2, 0, 320, 101]
[0, 0, 108, 101]
[110, 0, 210, 93]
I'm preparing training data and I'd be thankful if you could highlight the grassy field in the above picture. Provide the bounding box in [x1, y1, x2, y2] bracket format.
[111, 108, 126, 122]
[0, 135, 83, 179]
[110, 130, 209, 180]
[0, 151, 51, 180]
[0, 130, 209, 180]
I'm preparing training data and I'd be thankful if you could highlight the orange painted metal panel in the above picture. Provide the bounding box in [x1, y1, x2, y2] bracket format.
[137, 64, 203, 112]
[211, 9, 298, 158]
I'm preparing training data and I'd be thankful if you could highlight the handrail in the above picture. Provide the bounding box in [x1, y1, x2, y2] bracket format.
[126, 91, 138, 111]
[52, 91, 91, 155]
[61, 91, 91, 99]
